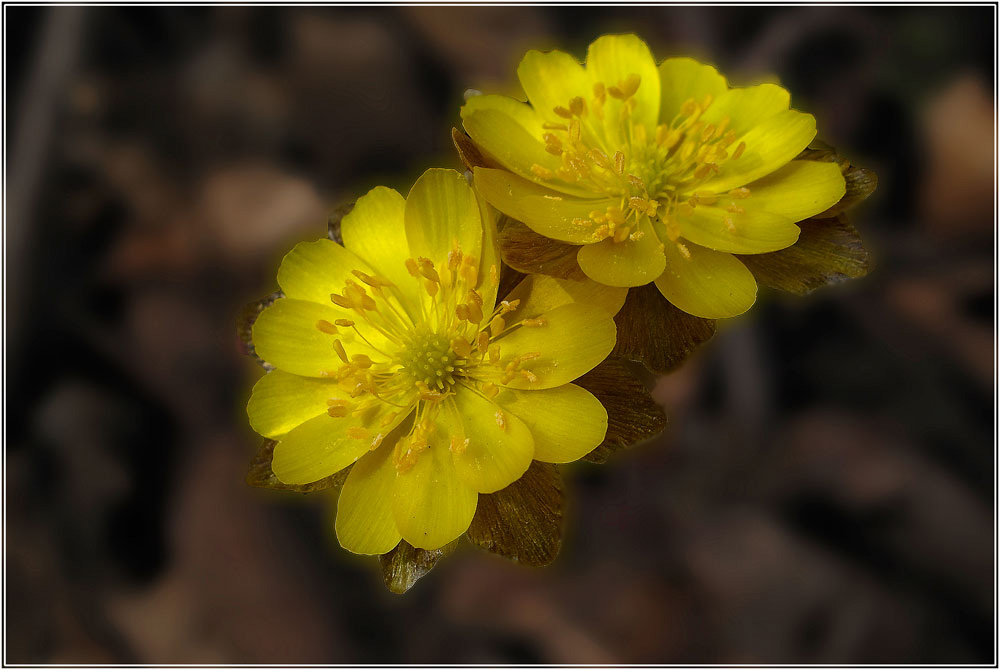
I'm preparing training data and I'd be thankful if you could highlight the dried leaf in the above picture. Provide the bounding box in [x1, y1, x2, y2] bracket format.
[452, 127, 499, 171]
[236, 291, 282, 369]
[612, 284, 716, 374]
[246, 439, 351, 493]
[327, 201, 354, 244]
[819, 166, 878, 218]
[466, 461, 563, 566]
[379, 539, 459, 594]
[797, 143, 877, 217]
[576, 358, 668, 464]
[498, 217, 588, 281]
[738, 214, 872, 296]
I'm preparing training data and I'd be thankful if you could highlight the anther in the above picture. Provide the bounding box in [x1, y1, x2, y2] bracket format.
[613, 151, 625, 175]
[495, 410, 506, 431]
[531, 164, 553, 179]
[451, 337, 473, 358]
[330, 293, 353, 309]
[335, 319, 355, 327]
[521, 318, 547, 327]
[316, 319, 338, 334]
[482, 382, 499, 399]
[729, 187, 751, 199]
[477, 331, 489, 353]
[347, 427, 370, 440]
[333, 340, 349, 363]
[489, 316, 506, 338]
[569, 96, 586, 116]
[731, 141, 746, 160]
[450, 435, 469, 455]
[553, 105, 573, 119]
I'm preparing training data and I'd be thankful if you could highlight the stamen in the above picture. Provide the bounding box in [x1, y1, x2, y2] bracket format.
[316, 320, 338, 334]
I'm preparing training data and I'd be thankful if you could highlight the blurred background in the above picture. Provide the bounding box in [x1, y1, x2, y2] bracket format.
[4, 5, 995, 664]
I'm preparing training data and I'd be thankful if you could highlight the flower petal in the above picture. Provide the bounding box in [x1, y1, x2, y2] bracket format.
[277, 239, 373, 306]
[247, 370, 341, 438]
[336, 443, 403, 555]
[475, 187, 502, 315]
[586, 34, 661, 135]
[744, 159, 847, 221]
[340, 186, 422, 317]
[501, 272, 627, 320]
[271, 407, 397, 485]
[679, 160, 845, 254]
[252, 299, 385, 377]
[473, 167, 615, 245]
[700, 83, 790, 136]
[495, 384, 607, 463]
[450, 385, 534, 493]
[658, 57, 728, 121]
[486, 302, 616, 390]
[405, 168, 482, 265]
[461, 98, 596, 199]
[576, 216, 666, 287]
[654, 242, 757, 319]
[517, 48, 590, 123]
[699, 109, 817, 193]
[392, 431, 478, 550]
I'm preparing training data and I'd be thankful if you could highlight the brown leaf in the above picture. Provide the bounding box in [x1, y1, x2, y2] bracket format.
[327, 201, 354, 244]
[246, 439, 351, 493]
[738, 215, 872, 296]
[378, 539, 459, 594]
[576, 358, 668, 464]
[466, 461, 563, 566]
[612, 284, 716, 374]
[236, 291, 282, 370]
[452, 126, 499, 171]
[819, 165, 878, 219]
[797, 143, 877, 217]
[497, 217, 588, 281]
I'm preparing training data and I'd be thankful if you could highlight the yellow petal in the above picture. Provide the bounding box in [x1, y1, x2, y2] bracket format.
[252, 299, 385, 377]
[450, 385, 534, 493]
[586, 34, 661, 136]
[699, 109, 816, 193]
[576, 216, 666, 287]
[392, 428, 478, 550]
[340, 186, 422, 319]
[247, 370, 341, 438]
[473, 167, 615, 244]
[405, 168, 482, 265]
[475, 188, 502, 316]
[485, 302, 616, 390]
[336, 443, 403, 555]
[501, 273, 627, 320]
[461, 96, 604, 199]
[700, 83, 790, 136]
[495, 384, 607, 463]
[654, 241, 757, 319]
[658, 57, 728, 121]
[276, 239, 372, 306]
[742, 159, 847, 221]
[272, 406, 399, 485]
[517, 48, 590, 122]
[679, 160, 845, 254]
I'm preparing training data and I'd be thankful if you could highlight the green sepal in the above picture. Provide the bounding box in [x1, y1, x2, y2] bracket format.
[378, 539, 459, 594]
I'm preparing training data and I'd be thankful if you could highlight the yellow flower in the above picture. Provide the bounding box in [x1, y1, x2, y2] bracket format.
[461, 34, 847, 319]
[246, 168, 622, 553]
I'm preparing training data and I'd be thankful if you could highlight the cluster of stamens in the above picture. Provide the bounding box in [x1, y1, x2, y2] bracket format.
[310, 242, 547, 473]
[529, 73, 755, 254]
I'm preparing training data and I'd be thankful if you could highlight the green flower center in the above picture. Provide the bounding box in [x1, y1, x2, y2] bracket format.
[397, 331, 464, 391]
